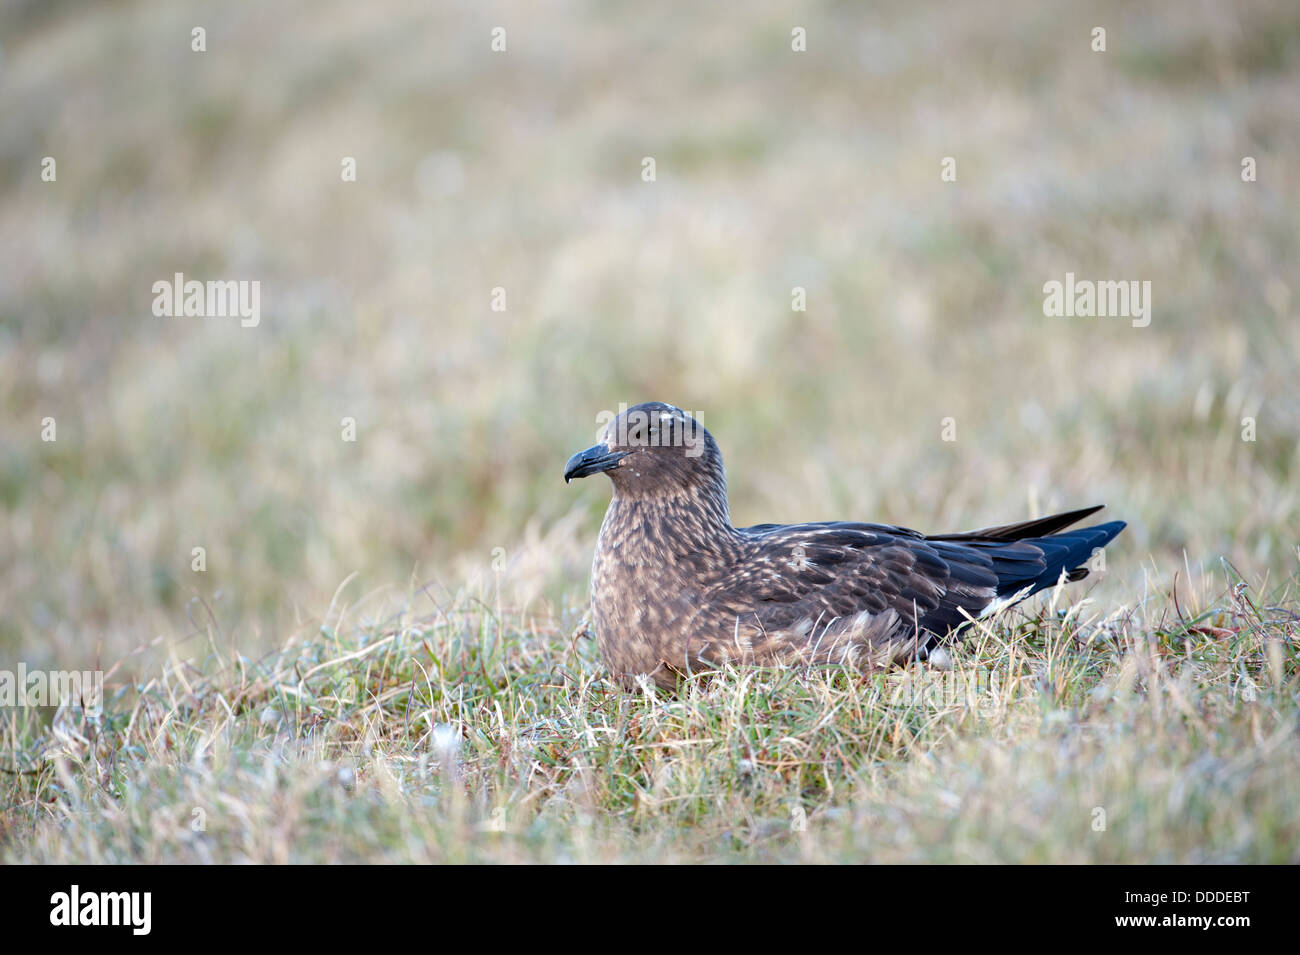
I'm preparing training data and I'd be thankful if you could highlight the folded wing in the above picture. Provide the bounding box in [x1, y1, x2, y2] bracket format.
[727, 508, 1126, 654]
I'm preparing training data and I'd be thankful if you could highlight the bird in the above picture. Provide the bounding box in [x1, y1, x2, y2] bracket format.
[564, 401, 1126, 690]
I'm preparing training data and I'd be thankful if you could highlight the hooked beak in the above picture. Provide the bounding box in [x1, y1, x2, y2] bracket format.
[564, 444, 630, 483]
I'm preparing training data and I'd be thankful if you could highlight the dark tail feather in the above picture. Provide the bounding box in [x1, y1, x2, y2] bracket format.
[994, 520, 1127, 598]
[930, 504, 1106, 543]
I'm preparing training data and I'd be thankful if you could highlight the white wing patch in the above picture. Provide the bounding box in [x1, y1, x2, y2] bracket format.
[979, 585, 1034, 619]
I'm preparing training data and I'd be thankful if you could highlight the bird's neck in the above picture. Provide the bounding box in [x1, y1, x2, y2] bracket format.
[605, 484, 740, 557]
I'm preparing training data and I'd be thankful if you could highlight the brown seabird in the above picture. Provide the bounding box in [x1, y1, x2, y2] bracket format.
[565, 402, 1126, 689]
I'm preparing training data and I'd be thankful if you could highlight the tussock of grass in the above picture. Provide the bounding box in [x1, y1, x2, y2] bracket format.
[4, 566, 1296, 863]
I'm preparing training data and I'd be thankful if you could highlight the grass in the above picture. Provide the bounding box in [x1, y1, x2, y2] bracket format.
[4, 561, 1297, 863]
[2, 0, 1299, 862]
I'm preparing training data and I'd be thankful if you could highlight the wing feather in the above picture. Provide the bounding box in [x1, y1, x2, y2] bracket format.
[724, 522, 999, 649]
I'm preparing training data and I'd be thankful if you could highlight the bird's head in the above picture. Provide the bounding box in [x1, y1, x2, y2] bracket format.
[564, 402, 725, 499]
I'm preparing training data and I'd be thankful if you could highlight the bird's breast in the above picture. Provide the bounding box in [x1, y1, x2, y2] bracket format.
[590, 513, 718, 681]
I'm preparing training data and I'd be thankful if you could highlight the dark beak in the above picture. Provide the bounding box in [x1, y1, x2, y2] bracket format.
[564, 445, 629, 483]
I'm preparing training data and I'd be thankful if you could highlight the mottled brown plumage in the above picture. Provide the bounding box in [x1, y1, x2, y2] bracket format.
[565, 402, 1125, 689]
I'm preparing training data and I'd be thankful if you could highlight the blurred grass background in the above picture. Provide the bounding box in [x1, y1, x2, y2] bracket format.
[1, 0, 1297, 676]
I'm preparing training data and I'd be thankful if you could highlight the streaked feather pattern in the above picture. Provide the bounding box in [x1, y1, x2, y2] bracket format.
[567, 403, 1125, 688]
